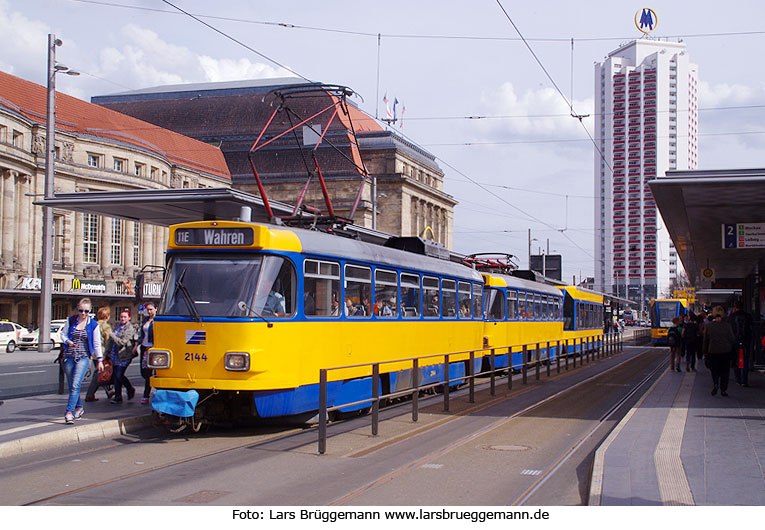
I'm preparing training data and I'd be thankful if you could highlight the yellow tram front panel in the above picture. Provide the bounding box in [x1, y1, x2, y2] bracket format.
[150, 318, 484, 392]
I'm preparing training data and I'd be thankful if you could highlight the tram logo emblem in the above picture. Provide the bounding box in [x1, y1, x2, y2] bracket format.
[635, 8, 657, 34]
[186, 331, 206, 345]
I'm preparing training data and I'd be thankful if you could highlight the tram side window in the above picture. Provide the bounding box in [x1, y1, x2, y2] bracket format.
[541, 295, 549, 320]
[458, 281, 472, 318]
[251, 256, 296, 318]
[534, 294, 541, 321]
[374, 269, 398, 318]
[441, 279, 457, 318]
[472, 283, 483, 320]
[345, 264, 372, 318]
[507, 290, 517, 320]
[518, 291, 527, 320]
[485, 288, 505, 321]
[401, 273, 421, 318]
[563, 296, 574, 330]
[303, 259, 340, 317]
[423, 276, 440, 318]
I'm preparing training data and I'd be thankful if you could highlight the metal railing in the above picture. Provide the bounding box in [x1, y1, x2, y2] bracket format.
[318, 331, 624, 453]
[631, 327, 652, 345]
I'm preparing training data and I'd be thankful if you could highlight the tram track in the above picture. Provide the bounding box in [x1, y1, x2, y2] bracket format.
[331, 346, 666, 506]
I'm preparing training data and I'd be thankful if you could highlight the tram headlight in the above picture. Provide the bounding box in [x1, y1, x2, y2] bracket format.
[224, 352, 250, 371]
[148, 349, 171, 369]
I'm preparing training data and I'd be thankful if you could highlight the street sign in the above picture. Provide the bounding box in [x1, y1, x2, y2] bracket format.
[722, 223, 765, 249]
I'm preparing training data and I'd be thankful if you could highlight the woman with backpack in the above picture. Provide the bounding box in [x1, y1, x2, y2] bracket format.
[667, 316, 683, 372]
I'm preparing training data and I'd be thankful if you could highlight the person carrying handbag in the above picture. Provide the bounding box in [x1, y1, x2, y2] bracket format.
[134, 302, 156, 404]
[109, 309, 138, 404]
[85, 306, 115, 402]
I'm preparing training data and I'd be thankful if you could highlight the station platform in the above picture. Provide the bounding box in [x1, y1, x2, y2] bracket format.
[590, 359, 765, 506]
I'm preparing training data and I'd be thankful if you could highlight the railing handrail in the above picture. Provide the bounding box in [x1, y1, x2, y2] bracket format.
[318, 331, 621, 454]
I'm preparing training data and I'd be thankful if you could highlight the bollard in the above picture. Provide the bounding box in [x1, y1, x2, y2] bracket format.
[522, 344, 528, 384]
[318, 369, 328, 454]
[371, 364, 379, 436]
[412, 358, 419, 422]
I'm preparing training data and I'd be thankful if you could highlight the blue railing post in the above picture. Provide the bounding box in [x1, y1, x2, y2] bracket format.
[412, 357, 419, 423]
[469, 351, 475, 403]
[444, 354, 450, 412]
[371, 363, 379, 436]
[522, 344, 528, 385]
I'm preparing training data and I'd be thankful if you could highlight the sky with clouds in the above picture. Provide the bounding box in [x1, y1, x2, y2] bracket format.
[2, 0, 765, 283]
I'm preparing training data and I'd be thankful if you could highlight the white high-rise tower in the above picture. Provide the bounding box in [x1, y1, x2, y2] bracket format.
[594, 39, 698, 309]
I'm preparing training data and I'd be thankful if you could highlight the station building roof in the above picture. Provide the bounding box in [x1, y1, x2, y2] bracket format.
[0, 71, 230, 180]
[649, 168, 765, 284]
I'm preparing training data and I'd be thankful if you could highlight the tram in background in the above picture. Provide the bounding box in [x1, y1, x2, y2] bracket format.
[649, 298, 688, 345]
[560, 286, 605, 354]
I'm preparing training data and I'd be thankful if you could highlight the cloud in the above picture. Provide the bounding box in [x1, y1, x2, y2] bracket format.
[479, 81, 594, 138]
[198, 56, 287, 82]
[0, 0, 50, 78]
[698, 80, 758, 107]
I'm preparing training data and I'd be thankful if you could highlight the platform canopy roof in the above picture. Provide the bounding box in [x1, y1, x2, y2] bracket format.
[649, 168, 765, 285]
[37, 187, 392, 246]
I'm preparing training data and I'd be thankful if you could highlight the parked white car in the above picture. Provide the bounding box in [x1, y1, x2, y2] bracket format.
[0, 320, 25, 352]
[19, 319, 68, 351]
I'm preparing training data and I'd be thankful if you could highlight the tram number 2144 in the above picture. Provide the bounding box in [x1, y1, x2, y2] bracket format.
[184, 352, 208, 362]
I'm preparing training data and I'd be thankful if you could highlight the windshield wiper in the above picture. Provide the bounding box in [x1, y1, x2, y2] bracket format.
[174, 267, 202, 322]
[237, 301, 274, 328]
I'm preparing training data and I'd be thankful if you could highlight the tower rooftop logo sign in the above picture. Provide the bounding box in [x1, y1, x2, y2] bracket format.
[635, 8, 658, 34]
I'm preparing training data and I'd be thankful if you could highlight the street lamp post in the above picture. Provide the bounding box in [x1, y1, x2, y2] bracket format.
[39, 34, 78, 353]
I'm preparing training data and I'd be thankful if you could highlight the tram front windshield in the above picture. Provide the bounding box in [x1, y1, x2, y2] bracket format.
[653, 301, 680, 328]
[159, 254, 295, 318]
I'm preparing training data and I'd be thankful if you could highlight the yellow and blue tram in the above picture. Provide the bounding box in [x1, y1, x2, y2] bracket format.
[148, 220, 486, 424]
[147, 220, 608, 427]
[649, 298, 688, 345]
[559, 286, 605, 353]
[480, 272, 565, 369]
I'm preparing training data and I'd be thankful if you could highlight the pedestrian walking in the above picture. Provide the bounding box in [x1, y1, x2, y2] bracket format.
[682, 313, 699, 372]
[703, 305, 736, 396]
[85, 306, 114, 402]
[134, 302, 156, 404]
[59, 298, 103, 424]
[667, 316, 683, 372]
[109, 310, 138, 404]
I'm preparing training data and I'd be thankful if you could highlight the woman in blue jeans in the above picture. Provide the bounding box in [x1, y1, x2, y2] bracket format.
[110, 309, 138, 403]
[59, 298, 103, 424]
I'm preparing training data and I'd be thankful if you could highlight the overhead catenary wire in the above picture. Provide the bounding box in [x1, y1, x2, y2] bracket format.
[69, 1, 765, 42]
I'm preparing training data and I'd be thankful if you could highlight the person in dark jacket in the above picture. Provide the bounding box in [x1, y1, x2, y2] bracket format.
[682, 313, 699, 372]
[109, 310, 138, 403]
[703, 305, 736, 396]
[667, 317, 683, 372]
[729, 301, 753, 387]
[133, 302, 156, 404]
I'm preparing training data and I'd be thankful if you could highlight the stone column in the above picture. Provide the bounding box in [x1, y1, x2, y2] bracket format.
[73, 212, 84, 273]
[16, 173, 31, 273]
[124, 220, 135, 275]
[142, 222, 153, 269]
[100, 216, 112, 271]
[1, 170, 13, 268]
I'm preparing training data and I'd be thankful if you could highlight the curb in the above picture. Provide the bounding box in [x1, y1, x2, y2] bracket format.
[0, 415, 154, 459]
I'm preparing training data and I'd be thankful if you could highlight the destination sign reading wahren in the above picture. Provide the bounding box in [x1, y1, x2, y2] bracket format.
[175, 227, 254, 247]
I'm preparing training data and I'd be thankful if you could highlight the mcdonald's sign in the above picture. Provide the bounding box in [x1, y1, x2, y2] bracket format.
[72, 278, 106, 293]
